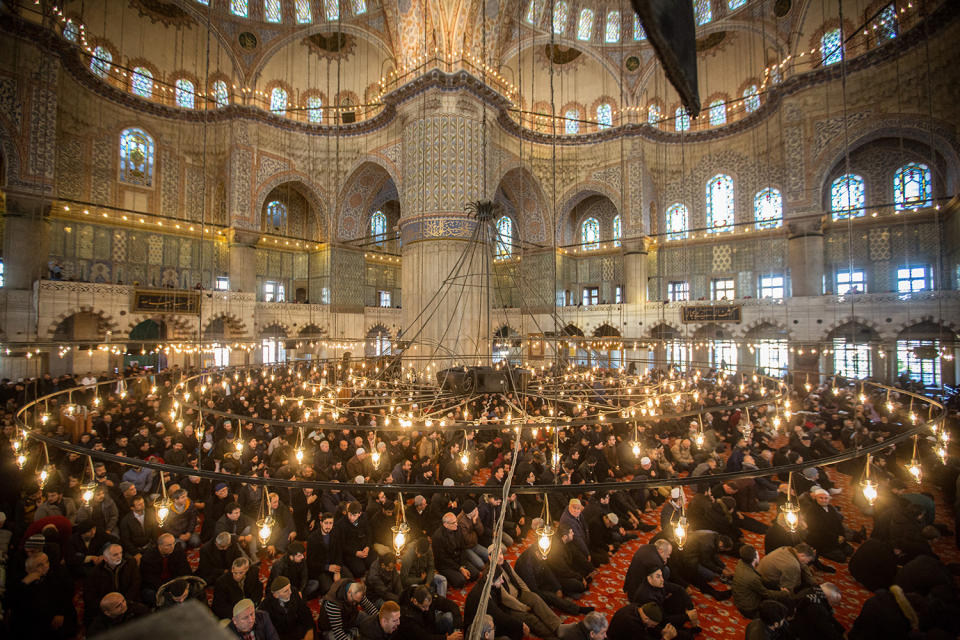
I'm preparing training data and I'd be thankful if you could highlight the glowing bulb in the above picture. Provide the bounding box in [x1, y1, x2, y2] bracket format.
[886, 402, 894, 413]
[460, 450, 470, 468]
[694, 433, 704, 448]
[861, 479, 878, 506]
[907, 459, 922, 483]
[259, 523, 272, 542]
[15, 453, 26, 468]
[674, 516, 688, 549]
[156, 499, 171, 525]
[781, 502, 800, 533]
[295, 448, 304, 463]
[235, 440, 244, 453]
[81, 484, 96, 505]
[371, 451, 381, 469]
[631, 442, 641, 457]
[39, 467, 49, 485]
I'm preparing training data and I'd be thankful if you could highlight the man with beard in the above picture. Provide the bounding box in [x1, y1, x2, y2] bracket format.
[83, 542, 142, 624]
[260, 577, 317, 640]
[331, 501, 375, 578]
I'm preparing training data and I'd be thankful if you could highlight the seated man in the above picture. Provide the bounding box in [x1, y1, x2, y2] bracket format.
[260, 576, 317, 640]
[198, 531, 244, 586]
[464, 569, 529, 640]
[803, 489, 858, 563]
[308, 512, 340, 596]
[744, 600, 790, 640]
[487, 545, 562, 640]
[400, 537, 447, 597]
[624, 540, 675, 601]
[367, 555, 404, 605]
[227, 598, 280, 640]
[732, 545, 791, 619]
[83, 542, 141, 625]
[757, 543, 818, 593]
[10, 552, 78, 639]
[608, 602, 678, 640]
[791, 583, 844, 640]
[86, 592, 149, 636]
[632, 567, 699, 635]
[432, 513, 479, 589]
[212, 556, 265, 620]
[140, 533, 192, 605]
[394, 586, 463, 640]
[671, 530, 732, 600]
[515, 542, 591, 615]
[359, 600, 401, 640]
[166, 489, 201, 549]
[269, 542, 319, 600]
[558, 611, 609, 640]
[318, 579, 381, 640]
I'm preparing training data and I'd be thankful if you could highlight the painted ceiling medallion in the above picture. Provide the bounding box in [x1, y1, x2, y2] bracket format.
[304, 32, 356, 60]
[129, 0, 193, 28]
[544, 44, 582, 65]
[238, 32, 258, 51]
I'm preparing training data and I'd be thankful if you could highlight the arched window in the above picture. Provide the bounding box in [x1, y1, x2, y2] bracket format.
[612, 215, 621, 247]
[352, 0, 366, 14]
[647, 104, 661, 125]
[296, 0, 312, 23]
[552, 1, 568, 34]
[324, 0, 339, 20]
[131, 67, 153, 98]
[743, 85, 760, 113]
[370, 210, 387, 243]
[270, 87, 288, 115]
[877, 5, 897, 42]
[580, 217, 600, 250]
[633, 14, 646, 40]
[597, 103, 612, 130]
[831, 174, 865, 219]
[63, 21, 78, 42]
[754, 188, 782, 229]
[264, 0, 281, 22]
[495, 216, 513, 258]
[605, 11, 621, 42]
[728, 0, 747, 10]
[230, 0, 248, 17]
[307, 96, 323, 123]
[266, 200, 286, 229]
[821, 28, 843, 65]
[675, 107, 690, 132]
[119, 128, 155, 186]
[694, 0, 712, 25]
[90, 46, 112, 78]
[665, 203, 688, 240]
[564, 109, 580, 134]
[175, 79, 195, 108]
[526, 0, 540, 24]
[213, 80, 229, 108]
[709, 100, 726, 126]
[894, 162, 932, 210]
[706, 174, 735, 233]
[577, 9, 594, 40]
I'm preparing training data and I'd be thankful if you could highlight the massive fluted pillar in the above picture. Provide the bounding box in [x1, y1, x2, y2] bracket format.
[787, 216, 825, 297]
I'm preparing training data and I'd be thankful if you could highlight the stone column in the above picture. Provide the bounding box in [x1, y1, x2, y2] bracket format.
[228, 231, 258, 295]
[622, 236, 649, 305]
[3, 195, 51, 290]
[399, 91, 489, 368]
[787, 216, 825, 297]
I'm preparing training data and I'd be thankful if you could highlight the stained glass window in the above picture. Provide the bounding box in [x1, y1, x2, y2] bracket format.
[694, 0, 712, 25]
[709, 100, 726, 126]
[264, 0, 281, 22]
[131, 67, 153, 99]
[267, 200, 286, 229]
[324, 0, 339, 20]
[213, 80, 229, 108]
[294, 0, 311, 21]
[495, 216, 513, 258]
[526, 0, 539, 24]
[728, 0, 747, 9]
[877, 5, 897, 42]
[564, 109, 579, 134]
[612, 215, 621, 247]
[63, 21, 78, 42]
[553, 1, 568, 34]
[706, 174, 735, 232]
[605, 11, 620, 43]
[754, 187, 782, 229]
[830, 174, 865, 219]
[580, 217, 600, 250]
[119, 128, 155, 186]
[821, 28, 842, 65]
[665, 203, 688, 240]
[90, 46, 112, 78]
[633, 14, 646, 40]
[307, 96, 323, 123]
[353, 0, 366, 15]
[231, 0, 248, 17]
[175, 79, 195, 108]
[270, 86, 288, 115]
[597, 103, 612, 130]
[196, 0, 209, 4]
[675, 107, 690, 132]
[894, 162, 932, 210]
[577, 9, 594, 40]
[371, 210, 386, 243]
[647, 104, 661, 124]
[743, 85, 760, 113]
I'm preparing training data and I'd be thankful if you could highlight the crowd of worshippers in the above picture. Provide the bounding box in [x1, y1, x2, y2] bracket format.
[0, 364, 959, 640]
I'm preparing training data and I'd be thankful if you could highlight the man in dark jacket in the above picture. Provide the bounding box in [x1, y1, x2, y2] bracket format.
[166, 488, 201, 548]
[545, 525, 589, 597]
[367, 556, 404, 604]
[331, 501, 375, 578]
[9, 552, 78, 639]
[201, 482, 233, 542]
[515, 545, 588, 615]
[212, 556, 265, 620]
[66, 520, 118, 578]
[607, 602, 675, 640]
[140, 532, 192, 604]
[802, 489, 855, 563]
[269, 541, 318, 599]
[118, 494, 156, 557]
[732, 545, 791, 619]
[464, 570, 527, 640]
[558, 499, 591, 565]
[394, 586, 463, 640]
[197, 531, 244, 586]
[307, 512, 339, 595]
[671, 530, 733, 599]
[400, 537, 445, 596]
[260, 577, 317, 640]
[359, 600, 402, 640]
[432, 513, 479, 588]
[318, 579, 380, 640]
[624, 540, 674, 600]
[83, 542, 142, 624]
[632, 567, 698, 633]
[86, 592, 149, 637]
[227, 598, 280, 640]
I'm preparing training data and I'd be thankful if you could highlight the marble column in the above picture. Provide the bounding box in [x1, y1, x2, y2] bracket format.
[228, 230, 258, 295]
[3, 195, 51, 290]
[398, 91, 490, 368]
[787, 216, 825, 297]
[622, 236, 649, 305]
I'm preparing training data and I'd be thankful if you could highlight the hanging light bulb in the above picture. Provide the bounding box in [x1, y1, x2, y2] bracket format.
[235, 438, 244, 453]
[459, 449, 470, 468]
[81, 482, 97, 506]
[257, 516, 275, 544]
[631, 440, 641, 457]
[907, 458, 922, 483]
[781, 501, 800, 532]
[674, 515, 688, 550]
[155, 495, 172, 525]
[371, 449, 381, 469]
[861, 478, 878, 505]
[536, 494, 555, 559]
[15, 452, 27, 468]
[295, 448, 304, 464]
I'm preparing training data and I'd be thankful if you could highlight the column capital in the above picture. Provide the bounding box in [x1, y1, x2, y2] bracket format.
[787, 214, 825, 239]
[621, 236, 650, 255]
[229, 229, 261, 248]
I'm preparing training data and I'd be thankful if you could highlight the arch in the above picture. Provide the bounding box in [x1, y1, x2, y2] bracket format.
[260, 322, 290, 338]
[337, 160, 399, 241]
[561, 323, 585, 337]
[252, 176, 328, 241]
[202, 313, 248, 340]
[742, 320, 790, 340]
[46, 308, 120, 341]
[825, 320, 881, 379]
[298, 323, 327, 338]
[895, 320, 957, 386]
[365, 323, 393, 357]
[592, 323, 620, 337]
[493, 166, 549, 245]
[647, 322, 681, 340]
[557, 187, 622, 246]
[692, 323, 735, 340]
